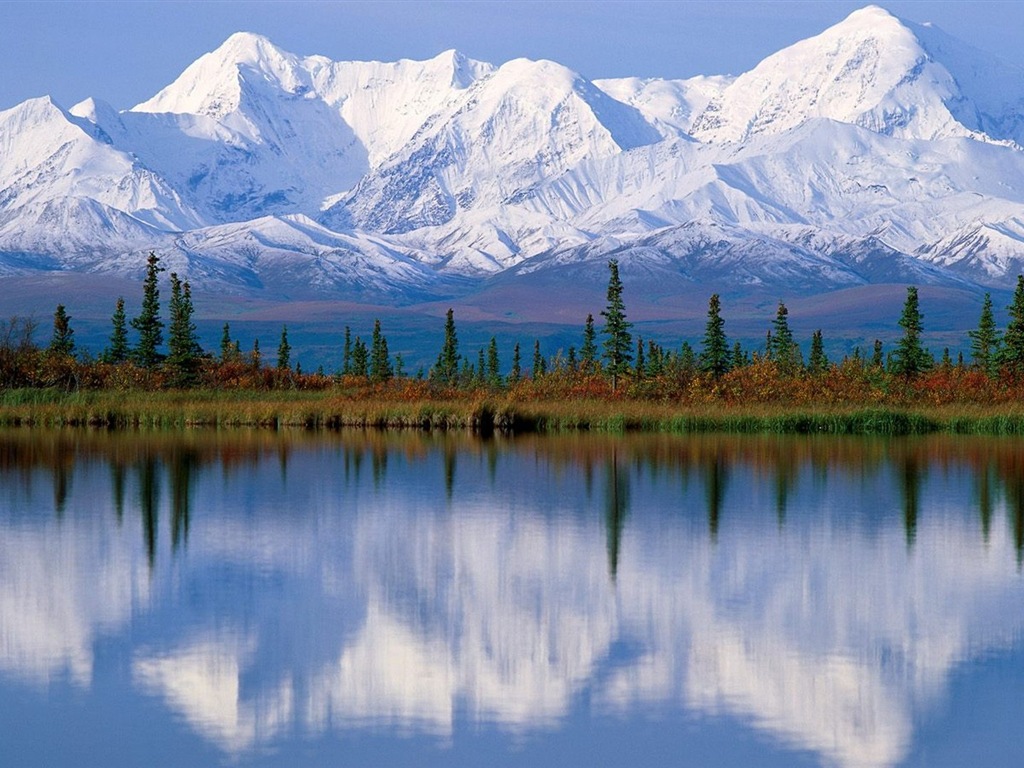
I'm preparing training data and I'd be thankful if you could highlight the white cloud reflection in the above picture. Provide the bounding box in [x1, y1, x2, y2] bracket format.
[2, 447, 1023, 768]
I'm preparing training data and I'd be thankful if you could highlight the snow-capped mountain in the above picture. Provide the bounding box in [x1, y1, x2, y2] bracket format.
[2, 4, 1024, 307]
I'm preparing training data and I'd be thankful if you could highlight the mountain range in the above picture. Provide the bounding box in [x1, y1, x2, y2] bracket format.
[3, 5, 1024, 332]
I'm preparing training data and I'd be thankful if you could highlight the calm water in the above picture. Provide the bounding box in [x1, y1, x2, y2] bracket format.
[1, 429, 1024, 767]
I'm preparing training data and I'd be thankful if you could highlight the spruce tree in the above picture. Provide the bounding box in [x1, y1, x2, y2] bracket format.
[342, 326, 352, 375]
[634, 336, 645, 381]
[891, 286, 930, 377]
[871, 340, 885, 369]
[251, 338, 261, 369]
[510, 342, 522, 383]
[131, 252, 165, 369]
[731, 341, 745, 370]
[532, 339, 546, 378]
[808, 330, 828, 375]
[105, 297, 129, 363]
[680, 341, 696, 372]
[600, 260, 633, 389]
[351, 337, 368, 377]
[369, 319, 393, 382]
[220, 323, 234, 363]
[475, 348, 486, 387]
[1000, 276, 1024, 376]
[434, 308, 460, 385]
[969, 292, 1001, 378]
[167, 274, 201, 385]
[769, 301, 798, 372]
[487, 337, 501, 387]
[699, 294, 730, 378]
[277, 325, 291, 371]
[48, 304, 75, 357]
[580, 313, 598, 373]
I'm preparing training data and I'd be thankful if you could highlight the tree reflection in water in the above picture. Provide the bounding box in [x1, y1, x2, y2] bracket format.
[2, 429, 1024, 767]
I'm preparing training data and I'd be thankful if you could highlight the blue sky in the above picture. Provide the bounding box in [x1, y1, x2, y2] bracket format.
[2, 1, 1023, 111]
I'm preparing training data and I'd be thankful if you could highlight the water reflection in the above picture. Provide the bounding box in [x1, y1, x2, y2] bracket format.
[0, 430, 1023, 767]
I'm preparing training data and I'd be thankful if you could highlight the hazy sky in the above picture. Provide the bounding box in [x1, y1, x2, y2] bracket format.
[2, 1, 1024, 111]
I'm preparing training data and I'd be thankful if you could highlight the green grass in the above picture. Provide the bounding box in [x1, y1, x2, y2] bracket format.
[5, 388, 1024, 435]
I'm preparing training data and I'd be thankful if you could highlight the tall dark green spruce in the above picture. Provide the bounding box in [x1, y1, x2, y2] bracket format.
[167, 273, 201, 385]
[48, 304, 75, 358]
[969, 292, 1001, 378]
[277, 326, 291, 371]
[699, 294, 730, 378]
[104, 297, 129, 363]
[600, 259, 632, 390]
[808, 330, 828, 375]
[370, 319, 393, 382]
[769, 301, 799, 372]
[1000, 276, 1024, 376]
[434, 308, 460, 385]
[131, 252, 165, 369]
[580, 314, 598, 373]
[891, 286, 930, 377]
[486, 337, 501, 387]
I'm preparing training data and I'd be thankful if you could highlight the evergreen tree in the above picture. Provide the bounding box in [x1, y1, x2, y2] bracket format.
[369, 319, 393, 381]
[567, 346, 578, 372]
[394, 353, 405, 378]
[646, 340, 663, 377]
[510, 342, 522, 383]
[969, 292, 1001, 378]
[277, 325, 292, 371]
[251, 338, 262, 369]
[487, 337, 501, 387]
[342, 326, 352, 375]
[48, 304, 75, 357]
[532, 339, 546, 377]
[891, 286, 930, 377]
[475, 348, 486, 387]
[1000, 275, 1024, 376]
[808, 329, 828, 374]
[699, 294, 730, 378]
[731, 341, 745, 370]
[351, 337, 368, 377]
[220, 323, 234, 363]
[105, 297, 129, 363]
[580, 313, 598, 373]
[769, 301, 799, 372]
[131, 252, 165, 368]
[600, 260, 633, 389]
[635, 337, 645, 381]
[167, 274, 201, 385]
[434, 308, 460, 385]
[679, 342, 696, 372]
[871, 339, 884, 368]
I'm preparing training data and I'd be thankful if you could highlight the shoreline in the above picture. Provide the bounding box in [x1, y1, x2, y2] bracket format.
[4, 390, 1024, 435]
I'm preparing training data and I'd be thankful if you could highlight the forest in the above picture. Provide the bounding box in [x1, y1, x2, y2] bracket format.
[4, 253, 1024, 433]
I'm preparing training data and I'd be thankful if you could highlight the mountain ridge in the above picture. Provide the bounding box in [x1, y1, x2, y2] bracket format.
[2, 5, 1024, 312]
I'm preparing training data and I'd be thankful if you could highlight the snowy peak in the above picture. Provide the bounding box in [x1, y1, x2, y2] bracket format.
[336, 56, 661, 239]
[691, 5, 1016, 144]
[132, 32, 312, 119]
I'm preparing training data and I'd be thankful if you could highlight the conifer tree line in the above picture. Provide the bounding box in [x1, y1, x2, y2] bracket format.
[11, 252, 1024, 396]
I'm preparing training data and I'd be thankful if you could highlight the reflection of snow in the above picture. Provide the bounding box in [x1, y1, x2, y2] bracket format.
[2, 451, 1024, 768]
[134, 635, 292, 754]
[0, 517, 149, 687]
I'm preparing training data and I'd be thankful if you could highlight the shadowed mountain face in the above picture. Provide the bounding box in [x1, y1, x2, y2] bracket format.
[2, 6, 1024, 322]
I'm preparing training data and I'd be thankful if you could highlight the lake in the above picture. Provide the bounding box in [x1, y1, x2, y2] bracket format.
[1, 429, 1023, 767]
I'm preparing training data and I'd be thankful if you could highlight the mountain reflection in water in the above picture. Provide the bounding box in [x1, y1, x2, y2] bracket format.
[1, 429, 1023, 768]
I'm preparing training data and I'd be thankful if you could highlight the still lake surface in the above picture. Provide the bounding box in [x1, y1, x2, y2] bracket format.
[1, 428, 1023, 767]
